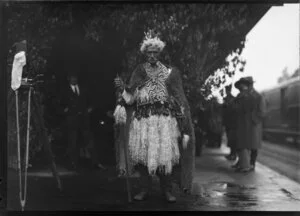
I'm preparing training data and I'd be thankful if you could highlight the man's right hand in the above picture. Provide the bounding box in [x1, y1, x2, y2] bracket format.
[114, 77, 124, 91]
[64, 107, 69, 113]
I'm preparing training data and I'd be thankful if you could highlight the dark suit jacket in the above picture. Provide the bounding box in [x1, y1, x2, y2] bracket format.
[60, 83, 91, 130]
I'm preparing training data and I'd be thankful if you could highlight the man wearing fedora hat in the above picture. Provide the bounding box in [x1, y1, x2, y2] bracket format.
[233, 77, 253, 172]
[233, 76, 266, 172]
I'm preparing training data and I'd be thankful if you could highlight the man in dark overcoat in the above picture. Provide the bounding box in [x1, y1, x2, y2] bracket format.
[234, 76, 266, 172]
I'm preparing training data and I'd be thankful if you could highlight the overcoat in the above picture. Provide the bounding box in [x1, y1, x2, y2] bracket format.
[223, 94, 237, 148]
[223, 94, 237, 130]
[235, 88, 266, 150]
[122, 63, 195, 192]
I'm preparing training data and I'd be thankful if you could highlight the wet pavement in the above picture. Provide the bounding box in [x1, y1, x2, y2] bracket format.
[191, 145, 300, 211]
[7, 144, 300, 211]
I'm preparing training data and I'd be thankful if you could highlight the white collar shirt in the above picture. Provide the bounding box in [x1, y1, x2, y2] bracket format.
[70, 84, 80, 95]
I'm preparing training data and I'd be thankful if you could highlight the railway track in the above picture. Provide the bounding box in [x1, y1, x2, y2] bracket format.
[258, 140, 300, 183]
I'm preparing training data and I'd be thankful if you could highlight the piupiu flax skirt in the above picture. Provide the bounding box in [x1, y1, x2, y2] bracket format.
[128, 113, 181, 175]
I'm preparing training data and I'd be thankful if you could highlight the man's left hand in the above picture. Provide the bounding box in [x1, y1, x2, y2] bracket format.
[88, 107, 93, 113]
[182, 134, 190, 150]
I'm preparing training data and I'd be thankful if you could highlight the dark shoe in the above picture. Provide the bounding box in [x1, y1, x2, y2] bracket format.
[164, 191, 176, 203]
[235, 167, 252, 173]
[133, 191, 149, 201]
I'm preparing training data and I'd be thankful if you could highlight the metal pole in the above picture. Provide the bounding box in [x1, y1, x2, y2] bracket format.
[15, 90, 24, 210]
[20, 87, 32, 211]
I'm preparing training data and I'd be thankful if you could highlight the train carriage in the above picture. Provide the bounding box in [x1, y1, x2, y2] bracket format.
[261, 76, 300, 147]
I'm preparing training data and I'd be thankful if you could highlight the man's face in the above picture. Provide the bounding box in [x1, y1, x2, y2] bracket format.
[69, 76, 78, 85]
[145, 47, 160, 65]
[240, 84, 249, 92]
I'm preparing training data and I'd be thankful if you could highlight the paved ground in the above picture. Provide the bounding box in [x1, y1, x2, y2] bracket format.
[191, 145, 300, 211]
[7, 144, 300, 211]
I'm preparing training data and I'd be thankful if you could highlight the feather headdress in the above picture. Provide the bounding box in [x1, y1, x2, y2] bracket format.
[140, 29, 166, 53]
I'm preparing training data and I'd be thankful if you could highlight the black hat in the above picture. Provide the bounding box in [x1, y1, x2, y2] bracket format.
[243, 76, 254, 85]
[234, 79, 243, 89]
[235, 76, 254, 89]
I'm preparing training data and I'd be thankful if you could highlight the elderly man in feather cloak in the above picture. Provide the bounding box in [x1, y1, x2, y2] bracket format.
[114, 31, 195, 203]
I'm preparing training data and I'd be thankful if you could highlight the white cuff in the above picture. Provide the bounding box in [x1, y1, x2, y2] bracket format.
[122, 89, 135, 104]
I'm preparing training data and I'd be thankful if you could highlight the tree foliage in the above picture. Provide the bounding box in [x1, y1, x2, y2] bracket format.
[6, 3, 254, 160]
[84, 3, 249, 109]
[277, 67, 300, 83]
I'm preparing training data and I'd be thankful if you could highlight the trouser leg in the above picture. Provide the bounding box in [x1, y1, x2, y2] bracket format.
[250, 149, 258, 166]
[157, 169, 173, 194]
[83, 130, 100, 165]
[67, 129, 79, 165]
[237, 149, 251, 169]
[88, 137, 100, 165]
[135, 164, 152, 193]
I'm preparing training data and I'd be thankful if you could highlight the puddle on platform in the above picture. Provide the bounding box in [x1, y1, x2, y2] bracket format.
[192, 181, 260, 209]
[191, 181, 300, 210]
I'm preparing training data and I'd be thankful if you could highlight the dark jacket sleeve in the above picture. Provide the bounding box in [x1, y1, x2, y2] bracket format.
[82, 86, 92, 110]
[167, 67, 193, 136]
[57, 86, 69, 114]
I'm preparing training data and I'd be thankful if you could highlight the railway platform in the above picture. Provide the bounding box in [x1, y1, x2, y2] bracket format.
[7, 143, 300, 211]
